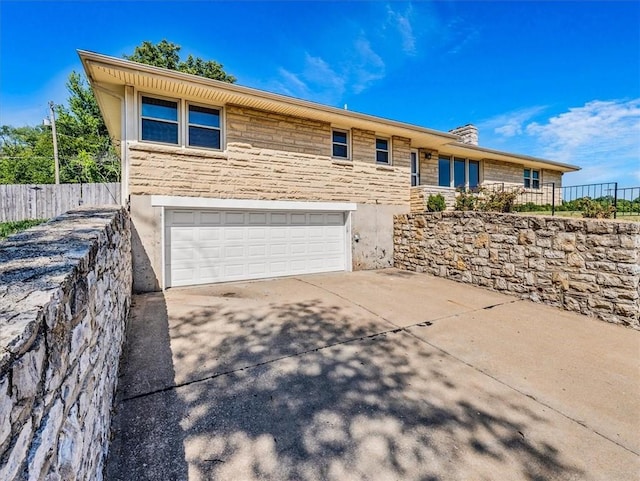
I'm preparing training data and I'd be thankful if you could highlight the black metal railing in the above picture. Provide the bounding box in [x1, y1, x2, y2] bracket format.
[478, 182, 640, 218]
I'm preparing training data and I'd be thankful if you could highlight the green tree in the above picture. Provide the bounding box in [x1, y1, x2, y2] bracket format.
[0, 125, 54, 183]
[124, 39, 236, 82]
[1, 40, 235, 185]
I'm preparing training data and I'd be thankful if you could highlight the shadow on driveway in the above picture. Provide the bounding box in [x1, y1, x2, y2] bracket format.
[104, 271, 605, 481]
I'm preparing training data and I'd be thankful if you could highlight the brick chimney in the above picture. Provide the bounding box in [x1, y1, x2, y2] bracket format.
[449, 124, 478, 146]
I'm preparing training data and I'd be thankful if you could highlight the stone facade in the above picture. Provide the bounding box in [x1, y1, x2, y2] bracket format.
[128, 141, 410, 205]
[394, 212, 639, 329]
[410, 186, 456, 212]
[226, 105, 331, 157]
[0, 207, 132, 480]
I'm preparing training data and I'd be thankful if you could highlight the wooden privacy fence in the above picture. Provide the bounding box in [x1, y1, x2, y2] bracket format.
[0, 183, 121, 222]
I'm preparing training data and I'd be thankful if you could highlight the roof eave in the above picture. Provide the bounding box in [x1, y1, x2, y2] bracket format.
[444, 142, 581, 172]
[78, 49, 459, 146]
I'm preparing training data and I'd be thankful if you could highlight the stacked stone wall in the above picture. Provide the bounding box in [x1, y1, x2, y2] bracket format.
[0, 207, 132, 480]
[394, 212, 639, 329]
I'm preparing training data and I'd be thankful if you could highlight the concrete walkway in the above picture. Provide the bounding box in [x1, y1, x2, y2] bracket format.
[106, 269, 639, 481]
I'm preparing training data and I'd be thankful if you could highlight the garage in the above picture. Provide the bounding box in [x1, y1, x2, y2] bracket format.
[165, 208, 350, 287]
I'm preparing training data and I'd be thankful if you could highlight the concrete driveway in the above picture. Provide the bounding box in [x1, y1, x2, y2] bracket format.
[106, 269, 639, 481]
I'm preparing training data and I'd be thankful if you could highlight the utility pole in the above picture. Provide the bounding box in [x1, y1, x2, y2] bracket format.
[48, 101, 60, 184]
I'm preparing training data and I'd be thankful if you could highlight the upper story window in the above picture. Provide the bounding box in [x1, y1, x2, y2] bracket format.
[524, 168, 540, 189]
[188, 104, 221, 149]
[141, 96, 179, 145]
[376, 138, 389, 164]
[332, 129, 349, 159]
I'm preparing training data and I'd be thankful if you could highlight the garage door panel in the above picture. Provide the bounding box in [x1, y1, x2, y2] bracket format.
[248, 245, 267, 257]
[248, 263, 268, 275]
[224, 264, 245, 277]
[225, 212, 245, 224]
[290, 243, 307, 255]
[200, 212, 222, 224]
[171, 211, 196, 224]
[269, 213, 288, 224]
[326, 213, 344, 225]
[291, 213, 306, 224]
[248, 228, 267, 240]
[172, 228, 196, 241]
[167, 209, 347, 287]
[200, 246, 222, 259]
[225, 229, 245, 241]
[269, 244, 287, 256]
[225, 245, 245, 258]
[248, 212, 268, 224]
[199, 228, 221, 241]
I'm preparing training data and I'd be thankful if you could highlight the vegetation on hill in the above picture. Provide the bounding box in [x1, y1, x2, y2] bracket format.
[0, 40, 235, 185]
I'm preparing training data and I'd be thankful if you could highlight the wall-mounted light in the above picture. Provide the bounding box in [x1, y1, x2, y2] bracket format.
[424, 152, 432, 160]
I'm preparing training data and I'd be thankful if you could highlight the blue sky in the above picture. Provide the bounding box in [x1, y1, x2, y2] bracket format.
[1, 1, 639, 186]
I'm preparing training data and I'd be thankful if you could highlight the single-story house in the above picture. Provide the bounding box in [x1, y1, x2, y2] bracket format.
[79, 50, 580, 292]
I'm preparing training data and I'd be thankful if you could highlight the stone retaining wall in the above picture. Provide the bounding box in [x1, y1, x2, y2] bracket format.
[0, 207, 132, 480]
[394, 212, 639, 329]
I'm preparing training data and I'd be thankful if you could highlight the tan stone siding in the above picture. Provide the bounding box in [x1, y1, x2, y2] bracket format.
[128, 142, 409, 205]
[392, 136, 411, 169]
[225, 104, 331, 156]
[395, 212, 640, 329]
[352, 128, 376, 163]
[410, 187, 425, 213]
[417, 149, 439, 185]
[482, 159, 523, 187]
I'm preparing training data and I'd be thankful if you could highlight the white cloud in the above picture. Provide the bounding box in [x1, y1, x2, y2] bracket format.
[351, 37, 386, 94]
[386, 4, 416, 55]
[271, 36, 386, 105]
[525, 99, 640, 161]
[482, 99, 640, 187]
[480, 106, 548, 138]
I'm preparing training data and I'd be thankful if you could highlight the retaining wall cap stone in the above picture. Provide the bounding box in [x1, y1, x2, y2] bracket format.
[0, 207, 125, 372]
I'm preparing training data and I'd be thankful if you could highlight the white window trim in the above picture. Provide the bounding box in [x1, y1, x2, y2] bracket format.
[138, 93, 226, 151]
[332, 128, 350, 160]
[186, 101, 224, 151]
[376, 137, 391, 165]
[411, 149, 420, 186]
[139, 93, 181, 146]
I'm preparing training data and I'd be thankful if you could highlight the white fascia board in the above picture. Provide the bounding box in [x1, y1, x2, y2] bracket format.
[151, 195, 357, 212]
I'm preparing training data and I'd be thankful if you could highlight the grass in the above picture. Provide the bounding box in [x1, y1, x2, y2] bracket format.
[0, 219, 48, 239]
[514, 211, 640, 221]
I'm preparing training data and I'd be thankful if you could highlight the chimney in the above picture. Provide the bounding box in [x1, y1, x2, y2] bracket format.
[449, 124, 478, 146]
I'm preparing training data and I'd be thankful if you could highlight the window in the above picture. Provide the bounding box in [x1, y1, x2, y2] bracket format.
[332, 130, 349, 159]
[524, 169, 540, 189]
[438, 156, 451, 187]
[469, 160, 480, 189]
[141, 96, 179, 144]
[410, 151, 419, 187]
[439, 155, 481, 189]
[188, 104, 221, 149]
[376, 138, 389, 164]
[454, 158, 466, 188]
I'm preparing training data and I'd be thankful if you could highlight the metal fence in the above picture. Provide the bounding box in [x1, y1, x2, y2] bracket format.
[0, 183, 121, 222]
[483, 182, 640, 218]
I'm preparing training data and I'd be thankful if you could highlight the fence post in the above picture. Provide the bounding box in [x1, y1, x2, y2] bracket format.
[551, 182, 555, 216]
[613, 182, 618, 219]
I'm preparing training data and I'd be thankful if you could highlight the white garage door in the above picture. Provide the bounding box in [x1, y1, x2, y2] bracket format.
[165, 209, 347, 287]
